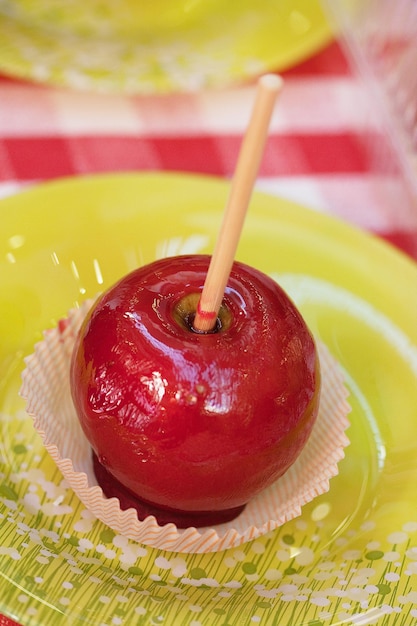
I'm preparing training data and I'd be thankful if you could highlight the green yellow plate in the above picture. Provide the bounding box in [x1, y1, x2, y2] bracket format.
[1, 173, 417, 625]
[0, 0, 332, 93]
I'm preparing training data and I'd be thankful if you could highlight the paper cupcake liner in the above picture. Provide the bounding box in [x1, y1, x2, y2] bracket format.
[21, 300, 351, 554]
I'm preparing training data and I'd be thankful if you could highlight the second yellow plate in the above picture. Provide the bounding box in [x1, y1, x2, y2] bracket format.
[0, 0, 332, 93]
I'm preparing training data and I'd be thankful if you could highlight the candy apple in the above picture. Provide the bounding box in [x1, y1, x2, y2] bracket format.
[70, 254, 321, 527]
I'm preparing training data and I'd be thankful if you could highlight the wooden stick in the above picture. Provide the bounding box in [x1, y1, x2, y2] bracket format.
[193, 73, 283, 332]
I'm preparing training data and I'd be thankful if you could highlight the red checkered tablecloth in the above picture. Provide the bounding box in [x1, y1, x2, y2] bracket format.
[1, 38, 417, 626]
[1, 41, 417, 259]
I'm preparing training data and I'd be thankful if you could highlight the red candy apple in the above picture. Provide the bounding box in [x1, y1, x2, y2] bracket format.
[70, 254, 321, 527]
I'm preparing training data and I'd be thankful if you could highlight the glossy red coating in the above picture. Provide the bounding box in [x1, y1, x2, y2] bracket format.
[70, 255, 321, 525]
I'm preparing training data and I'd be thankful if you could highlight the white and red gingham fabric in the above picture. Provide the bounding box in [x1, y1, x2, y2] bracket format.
[0, 38, 416, 626]
[0, 40, 417, 260]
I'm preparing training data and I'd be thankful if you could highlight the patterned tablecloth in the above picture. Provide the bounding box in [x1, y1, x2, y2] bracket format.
[0, 36, 417, 626]
[1, 40, 416, 260]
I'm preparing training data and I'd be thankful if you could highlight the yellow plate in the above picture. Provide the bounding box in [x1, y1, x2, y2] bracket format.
[1, 173, 417, 625]
[0, 0, 332, 93]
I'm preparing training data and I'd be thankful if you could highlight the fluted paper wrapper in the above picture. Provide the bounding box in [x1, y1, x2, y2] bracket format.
[21, 300, 350, 553]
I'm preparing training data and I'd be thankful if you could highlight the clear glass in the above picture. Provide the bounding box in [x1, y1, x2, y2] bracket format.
[323, 0, 417, 201]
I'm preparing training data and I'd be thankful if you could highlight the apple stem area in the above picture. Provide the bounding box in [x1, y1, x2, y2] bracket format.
[173, 292, 232, 335]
